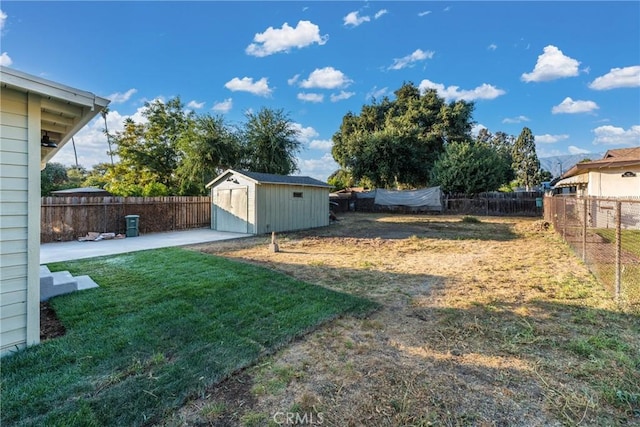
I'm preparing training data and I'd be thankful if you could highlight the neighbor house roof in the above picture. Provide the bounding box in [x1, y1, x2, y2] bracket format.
[559, 146, 640, 180]
[0, 66, 110, 168]
[206, 169, 331, 189]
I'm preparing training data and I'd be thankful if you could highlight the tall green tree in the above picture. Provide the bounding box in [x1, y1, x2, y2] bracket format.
[431, 141, 511, 195]
[512, 127, 541, 190]
[176, 114, 242, 195]
[41, 162, 69, 196]
[331, 82, 475, 188]
[243, 107, 301, 175]
[110, 97, 196, 194]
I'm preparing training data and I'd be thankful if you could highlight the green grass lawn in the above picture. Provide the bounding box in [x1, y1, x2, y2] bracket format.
[595, 228, 640, 258]
[1, 248, 377, 426]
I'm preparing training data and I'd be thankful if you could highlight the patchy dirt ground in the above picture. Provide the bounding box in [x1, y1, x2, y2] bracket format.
[42, 213, 638, 426]
[156, 213, 639, 426]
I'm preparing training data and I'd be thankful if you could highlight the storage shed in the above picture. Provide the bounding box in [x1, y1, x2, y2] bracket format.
[206, 169, 331, 234]
[0, 66, 109, 356]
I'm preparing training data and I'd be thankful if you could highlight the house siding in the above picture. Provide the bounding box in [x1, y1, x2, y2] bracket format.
[0, 87, 33, 356]
[588, 167, 640, 198]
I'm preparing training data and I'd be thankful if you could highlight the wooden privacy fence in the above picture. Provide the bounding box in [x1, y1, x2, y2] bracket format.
[445, 191, 543, 217]
[41, 196, 211, 243]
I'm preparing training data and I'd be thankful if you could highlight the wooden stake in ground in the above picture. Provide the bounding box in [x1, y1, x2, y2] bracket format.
[269, 231, 280, 253]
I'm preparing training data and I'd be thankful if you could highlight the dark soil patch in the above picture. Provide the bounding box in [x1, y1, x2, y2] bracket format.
[40, 302, 66, 341]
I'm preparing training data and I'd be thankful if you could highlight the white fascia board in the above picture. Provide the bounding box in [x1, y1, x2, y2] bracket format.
[1, 66, 109, 110]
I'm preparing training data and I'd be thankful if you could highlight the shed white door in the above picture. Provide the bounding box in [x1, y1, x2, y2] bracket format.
[215, 187, 249, 233]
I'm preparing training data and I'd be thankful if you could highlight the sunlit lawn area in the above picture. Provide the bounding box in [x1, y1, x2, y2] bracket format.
[0, 248, 377, 426]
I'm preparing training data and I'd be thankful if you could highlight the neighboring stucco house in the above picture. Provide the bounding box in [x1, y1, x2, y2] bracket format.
[0, 66, 109, 356]
[554, 147, 640, 198]
[206, 169, 331, 235]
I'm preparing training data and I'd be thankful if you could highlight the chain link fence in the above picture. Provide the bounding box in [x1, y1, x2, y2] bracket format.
[544, 195, 640, 306]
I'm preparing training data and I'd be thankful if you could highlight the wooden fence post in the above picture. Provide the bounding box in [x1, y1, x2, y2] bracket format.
[615, 201, 621, 301]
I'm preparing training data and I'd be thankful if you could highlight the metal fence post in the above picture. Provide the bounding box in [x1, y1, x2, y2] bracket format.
[582, 198, 587, 261]
[615, 201, 621, 301]
[562, 198, 567, 240]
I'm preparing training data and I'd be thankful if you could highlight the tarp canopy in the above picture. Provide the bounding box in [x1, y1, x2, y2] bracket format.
[374, 186, 442, 209]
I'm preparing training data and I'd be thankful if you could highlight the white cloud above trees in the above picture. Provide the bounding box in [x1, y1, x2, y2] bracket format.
[299, 67, 352, 89]
[388, 49, 434, 70]
[212, 98, 232, 113]
[521, 45, 580, 82]
[419, 80, 505, 101]
[224, 77, 272, 97]
[589, 66, 640, 90]
[552, 97, 599, 114]
[246, 20, 328, 57]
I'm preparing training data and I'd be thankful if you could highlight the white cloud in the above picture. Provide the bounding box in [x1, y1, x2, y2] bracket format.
[212, 98, 233, 113]
[418, 11, 432, 17]
[297, 153, 339, 181]
[0, 9, 7, 30]
[0, 52, 12, 66]
[297, 92, 324, 103]
[51, 106, 146, 169]
[502, 115, 530, 124]
[551, 97, 599, 114]
[107, 88, 137, 104]
[592, 125, 640, 146]
[245, 20, 328, 57]
[309, 139, 333, 151]
[535, 134, 569, 144]
[472, 123, 487, 136]
[375, 9, 388, 19]
[568, 146, 590, 155]
[291, 123, 319, 143]
[388, 49, 434, 70]
[330, 90, 355, 102]
[300, 67, 352, 89]
[225, 77, 272, 97]
[366, 86, 389, 100]
[488, 43, 497, 51]
[419, 79, 505, 101]
[521, 45, 580, 82]
[343, 11, 370, 27]
[287, 74, 300, 86]
[187, 100, 205, 109]
[589, 66, 640, 90]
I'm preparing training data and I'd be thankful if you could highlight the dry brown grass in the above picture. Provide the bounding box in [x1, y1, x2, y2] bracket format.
[161, 213, 639, 427]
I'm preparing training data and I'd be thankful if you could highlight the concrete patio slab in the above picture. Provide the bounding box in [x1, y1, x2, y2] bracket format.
[41, 228, 252, 264]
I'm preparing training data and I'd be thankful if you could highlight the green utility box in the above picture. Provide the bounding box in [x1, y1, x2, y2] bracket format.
[125, 214, 140, 237]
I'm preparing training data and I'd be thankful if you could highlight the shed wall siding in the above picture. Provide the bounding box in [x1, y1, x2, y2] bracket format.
[0, 87, 30, 355]
[255, 184, 329, 234]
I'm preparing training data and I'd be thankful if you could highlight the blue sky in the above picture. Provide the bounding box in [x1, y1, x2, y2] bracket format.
[2, 1, 639, 181]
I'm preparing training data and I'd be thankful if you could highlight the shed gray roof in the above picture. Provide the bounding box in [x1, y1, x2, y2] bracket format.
[206, 169, 331, 188]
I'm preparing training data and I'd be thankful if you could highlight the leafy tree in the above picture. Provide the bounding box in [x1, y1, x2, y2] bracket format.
[82, 163, 112, 189]
[327, 169, 355, 191]
[41, 162, 69, 196]
[512, 127, 541, 190]
[66, 166, 88, 188]
[431, 141, 511, 195]
[110, 97, 196, 194]
[142, 182, 169, 197]
[242, 107, 301, 175]
[332, 82, 475, 188]
[176, 114, 242, 195]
